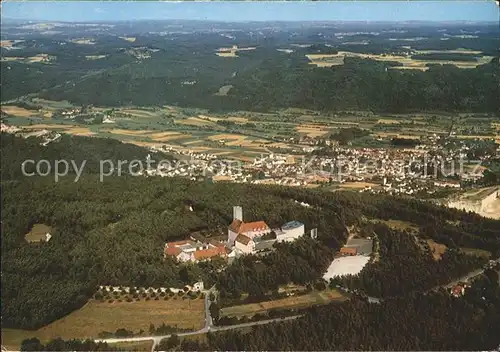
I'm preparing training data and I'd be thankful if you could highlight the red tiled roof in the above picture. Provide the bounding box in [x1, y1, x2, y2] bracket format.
[452, 285, 464, 295]
[164, 247, 182, 256]
[235, 234, 252, 245]
[239, 221, 269, 234]
[229, 220, 269, 234]
[340, 247, 357, 255]
[193, 246, 227, 261]
[166, 240, 194, 247]
[229, 219, 243, 233]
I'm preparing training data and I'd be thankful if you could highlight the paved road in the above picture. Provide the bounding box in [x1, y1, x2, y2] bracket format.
[97, 259, 499, 351]
[203, 286, 216, 330]
[97, 315, 301, 351]
[441, 258, 499, 290]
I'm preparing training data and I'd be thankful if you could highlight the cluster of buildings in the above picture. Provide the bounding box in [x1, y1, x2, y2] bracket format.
[144, 137, 494, 195]
[337, 238, 374, 258]
[227, 206, 313, 256]
[164, 206, 315, 262]
[164, 238, 228, 263]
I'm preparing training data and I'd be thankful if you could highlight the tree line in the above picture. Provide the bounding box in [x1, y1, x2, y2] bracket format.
[2, 134, 498, 331]
[182, 270, 500, 351]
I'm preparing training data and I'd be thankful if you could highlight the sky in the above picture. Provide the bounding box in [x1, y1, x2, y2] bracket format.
[1, 1, 498, 23]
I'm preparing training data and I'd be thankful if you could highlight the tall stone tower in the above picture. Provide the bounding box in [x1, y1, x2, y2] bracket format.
[233, 206, 243, 221]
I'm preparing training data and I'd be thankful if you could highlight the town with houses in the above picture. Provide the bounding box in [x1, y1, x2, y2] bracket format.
[1, 121, 498, 200]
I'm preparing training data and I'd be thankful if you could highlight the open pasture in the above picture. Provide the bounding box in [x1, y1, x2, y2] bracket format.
[1, 105, 38, 117]
[220, 289, 345, 318]
[306, 50, 494, 70]
[1, 299, 205, 349]
[296, 124, 330, 137]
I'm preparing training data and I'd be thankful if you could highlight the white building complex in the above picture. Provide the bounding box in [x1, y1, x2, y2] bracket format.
[227, 206, 307, 256]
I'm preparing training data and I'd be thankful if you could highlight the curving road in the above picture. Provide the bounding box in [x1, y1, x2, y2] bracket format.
[97, 315, 301, 352]
[97, 259, 499, 352]
[95, 285, 300, 351]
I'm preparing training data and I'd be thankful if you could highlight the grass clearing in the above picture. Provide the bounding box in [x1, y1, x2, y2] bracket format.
[339, 182, 378, 190]
[119, 37, 136, 43]
[64, 127, 96, 136]
[215, 85, 233, 96]
[85, 55, 107, 60]
[296, 124, 330, 137]
[216, 52, 238, 58]
[381, 219, 419, 232]
[175, 117, 216, 127]
[220, 289, 345, 318]
[71, 38, 96, 45]
[427, 239, 447, 261]
[460, 247, 491, 258]
[25, 223, 52, 243]
[208, 133, 246, 142]
[377, 119, 402, 124]
[119, 109, 158, 118]
[107, 129, 154, 136]
[150, 131, 190, 142]
[1, 40, 14, 48]
[1, 299, 204, 349]
[26, 54, 54, 63]
[306, 50, 493, 70]
[109, 340, 154, 351]
[20, 124, 95, 136]
[415, 48, 483, 55]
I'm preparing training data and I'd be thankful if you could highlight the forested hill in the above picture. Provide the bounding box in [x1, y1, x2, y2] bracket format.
[2, 134, 499, 332]
[0, 133, 175, 180]
[185, 273, 500, 351]
[38, 56, 500, 114]
[2, 22, 499, 114]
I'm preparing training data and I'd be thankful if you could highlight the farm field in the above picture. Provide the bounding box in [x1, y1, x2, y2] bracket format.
[296, 124, 330, 137]
[0, 299, 205, 349]
[1, 105, 38, 117]
[19, 124, 96, 136]
[306, 50, 494, 70]
[3, 98, 498, 162]
[338, 182, 379, 190]
[220, 289, 346, 318]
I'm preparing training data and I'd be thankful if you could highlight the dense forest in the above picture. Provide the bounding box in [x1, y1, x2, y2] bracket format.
[0, 133, 175, 180]
[20, 338, 121, 351]
[38, 56, 500, 114]
[333, 223, 486, 297]
[182, 270, 500, 351]
[2, 133, 499, 332]
[2, 22, 499, 114]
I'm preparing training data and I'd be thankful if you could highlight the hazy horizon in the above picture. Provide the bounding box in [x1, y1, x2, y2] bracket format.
[1, 1, 498, 23]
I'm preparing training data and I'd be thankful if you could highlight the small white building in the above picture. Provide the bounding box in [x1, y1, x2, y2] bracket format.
[234, 234, 256, 254]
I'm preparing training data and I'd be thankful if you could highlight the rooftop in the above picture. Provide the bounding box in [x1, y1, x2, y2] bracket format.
[193, 246, 226, 261]
[254, 239, 276, 251]
[282, 220, 304, 230]
[230, 219, 270, 234]
[235, 234, 252, 245]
